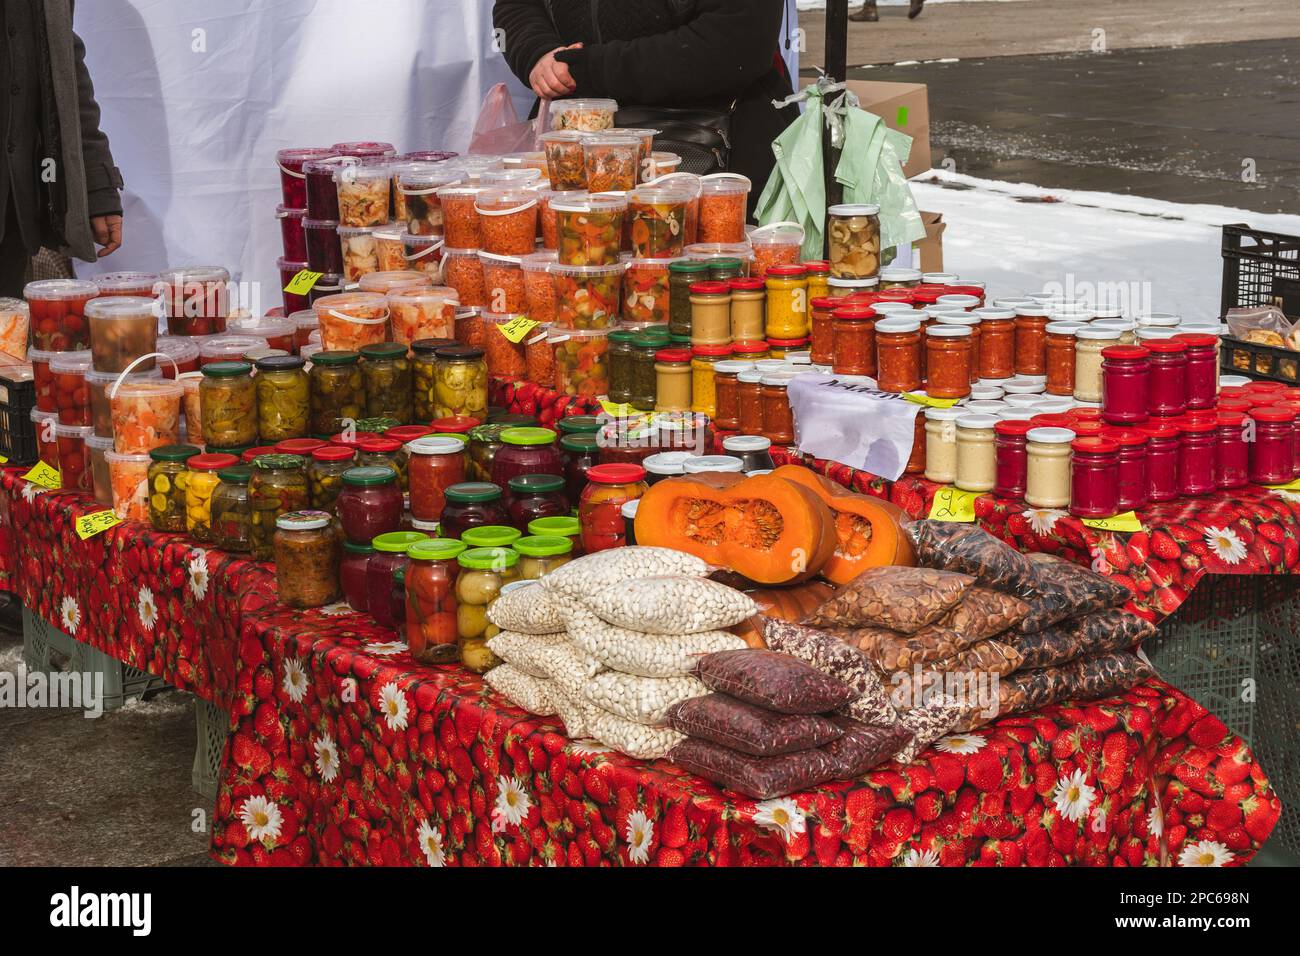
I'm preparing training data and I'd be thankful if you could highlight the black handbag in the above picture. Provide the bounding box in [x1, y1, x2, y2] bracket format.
[613, 103, 736, 176]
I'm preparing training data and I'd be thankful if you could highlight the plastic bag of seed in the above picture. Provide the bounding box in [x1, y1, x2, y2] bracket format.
[999, 651, 1153, 715]
[484, 664, 557, 716]
[907, 520, 1041, 597]
[803, 566, 976, 634]
[535, 640, 603, 700]
[568, 607, 747, 678]
[488, 580, 570, 634]
[486, 630, 568, 678]
[553, 688, 601, 739]
[543, 546, 713, 601]
[668, 737, 841, 799]
[1011, 607, 1156, 670]
[582, 671, 708, 726]
[1018, 554, 1132, 634]
[591, 708, 685, 760]
[894, 693, 966, 764]
[822, 717, 913, 778]
[886, 638, 1023, 714]
[667, 693, 843, 757]
[695, 648, 858, 715]
[582, 576, 759, 635]
[760, 618, 897, 726]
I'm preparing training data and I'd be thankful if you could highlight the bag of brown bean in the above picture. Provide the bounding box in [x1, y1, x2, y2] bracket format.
[850, 622, 972, 671]
[759, 618, 897, 726]
[999, 651, 1154, 715]
[908, 520, 1040, 597]
[667, 693, 843, 757]
[886, 638, 1023, 714]
[822, 717, 913, 778]
[668, 737, 841, 799]
[695, 649, 858, 715]
[1018, 554, 1132, 633]
[1011, 607, 1156, 670]
[941, 587, 1030, 637]
[803, 566, 975, 635]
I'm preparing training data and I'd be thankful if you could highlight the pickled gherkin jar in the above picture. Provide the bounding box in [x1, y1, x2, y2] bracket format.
[357, 436, 406, 490]
[359, 341, 414, 422]
[455, 546, 519, 673]
[411, 337, 457, 421]
[184, 453, 239, 542]
[354, 416, 402, 435]
[432, 345, 488, 420]
[147, 444, 200, 533]
[307, 444, 356, 514]
[467, 422, 510, 482]
[254, 354, 310, 442]
[200, 361, 257, 448]
[248, 453, 310, 561]
[211, 465, 254, 552]
[309, 350, 365, 435]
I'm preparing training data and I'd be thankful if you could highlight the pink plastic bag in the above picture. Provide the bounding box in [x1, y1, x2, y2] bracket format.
[468, 83, 550, 155]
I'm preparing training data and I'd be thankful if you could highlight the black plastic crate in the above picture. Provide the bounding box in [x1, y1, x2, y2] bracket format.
[1220, 335, 1300, 384]
[1221, 223, 1300, 318]
[0, 363, 36, 466]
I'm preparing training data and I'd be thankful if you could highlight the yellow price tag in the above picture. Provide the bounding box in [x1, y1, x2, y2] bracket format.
[927, 486, 979, 523]
[1081, 512, 1144, 533]
[22, 461, 61, 490]
[904, 392, 959, 409]
[75, 510, 123, 540]
[1264, 478, 1300, 492]
[283, 269, 323, 296]
[0, 454, 7, 464]
[498, 315, 540, 344]
[599, 400, 638, 418]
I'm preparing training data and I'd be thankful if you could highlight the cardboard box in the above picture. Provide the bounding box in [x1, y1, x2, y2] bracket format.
[845, 80, 931, 179]
[913, 211, 946, 273]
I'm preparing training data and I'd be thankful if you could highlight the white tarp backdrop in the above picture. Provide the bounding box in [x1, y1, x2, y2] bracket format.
[75, 0, 800, 313]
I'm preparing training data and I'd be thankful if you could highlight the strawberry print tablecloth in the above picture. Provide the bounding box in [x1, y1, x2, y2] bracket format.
[0, 464, 1283, 867]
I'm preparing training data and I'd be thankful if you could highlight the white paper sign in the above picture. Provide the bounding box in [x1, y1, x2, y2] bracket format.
[787, 374, 921, 480]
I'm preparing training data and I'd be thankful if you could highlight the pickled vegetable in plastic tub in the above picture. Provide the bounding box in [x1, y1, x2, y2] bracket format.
[55, 422, 95, 492]
[484, 313, 529, 379]
[312, 292, 390, 352]
[475, 188, 538, 256]
[623, 258, 675, 324]
[748, 223, 804, 278]
[226, 313, 297, 353]
[24, 278, 99, 350]
[387, 286, 459, 348]
[696, 175, 751, 244]
[276, 146, 333, 208]
[92, 271, 162, 299]
[479, 253, 528, 313]
[549, 98, 618, 132]
[156, 266, 230, 335]
[582, 135, 639, 193]
[109, 375, 183, 454]
[402, 232, 444, 278]
[303, 216, 344, 274]
[551, 261, 624, 329]
[628, 187, 689, 259]
[199, 334, 269, 367]
[540, 131, 592, 190]
[551, 327, 610, 398]
[0, 297, 30, 360]
[178, 371, 204, 444]
[337, 225, 380, 283]
[398, 166, 457, 236]
[333, 161, 392, 227]
[356, 270, 432, 296]
[277, 203, 307, 261]
[105, 449, 151, 521]
[331, 140, 396, 159]
[155, 336, 201, 378]
[87, 366, 161, 438]
[521, 251, 558, 323]
[374, 223, 406, 272]
[436, 185, 483, 249]
[442, 247, 486, 308]
[553, 193, 626, 266]
[50, 350, 93, 426]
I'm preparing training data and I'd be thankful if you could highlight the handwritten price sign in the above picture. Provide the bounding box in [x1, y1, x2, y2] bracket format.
[927, 487, 979, 523]
[498, 315, 540, 343]
[74, 510, 123, 540]
[283, 269, 323, 296]
[22, 461, 61, 490]
[1080, 512, 1144, 533]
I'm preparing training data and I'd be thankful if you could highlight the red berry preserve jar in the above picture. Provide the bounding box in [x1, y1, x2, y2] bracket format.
[1101, 345, 1150, 425]
[340, 541, 374, 612]
[1101, 427, 1149, 512]
[491, 427, 564, 498]
[1173, 333, 1217, 411]
[1214, 411, 1249, 490]
[1247, 406, 1297, 485]
[439, 482, 509, 540]
[1138, 422, 1181, 503]
[337, 466, 403, 545]
[1069, 436, 1119, 518]
[1177, 418, 1217, 496]
[993, 419, 1033, 500]
[1144, 340, 1188, 418]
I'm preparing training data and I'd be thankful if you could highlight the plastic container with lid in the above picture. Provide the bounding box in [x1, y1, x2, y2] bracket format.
[337, 466, 403, 545]
[505, 473, 570, 532]
[874, 317, 922, 393]
[83, 296, 159, 375]
[440, 482, 510, 540]
[1248, 406, 1296, 485]
[551, 261, 624, 330]
[312, 291, 390, 353]
[1023, 426, 1075, 508]
[696, 176, 750, 244]
[552, 193, 626, 266]
[49, 350, 93, 426]
[579, 463, 648, 552]
[1178, 418, 1217, 496]
[1101, 345, 1150, 425]
[25, 278, 100, 350]
[1069, 437, 1119, 518]
[748, 223, 804, 278]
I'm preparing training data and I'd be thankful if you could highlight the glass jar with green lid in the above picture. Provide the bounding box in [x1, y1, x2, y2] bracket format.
[629, 331, 663, 409]
[513, 535, 573, 580]
[707, 257, 746, 283]
[254, 355, 309, 443]
[527, 515, 583, 555]
[556, 414, 602, 436]
[440, 481, 509, 539]
[411, 337, 457, 421]
[147, 443, 201, 532]
[200, 361, 257, 448]
[355, 416, 402, 434]
[607, 328, 638, 404]
[455, 546, 519, 673]
[406, 537, 466, 664]
[461, 524, 523, 549]
[668, 260, 709, 337]
[368, 530, 430, 630]
[560, 431, 599, 503]
[432, 345, 488, 420]
[467, 422, 510, 482]
[506, 473, 570, 531]
[490, 426, 564, 490]
[308, 350, 365, 435]
[359, 342, 413, 422]
[211, 465, 254, 552]
[248, 453, 310, 560]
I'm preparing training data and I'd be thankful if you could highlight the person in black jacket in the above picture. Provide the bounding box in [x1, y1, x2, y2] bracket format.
[492, 0, 798, 211]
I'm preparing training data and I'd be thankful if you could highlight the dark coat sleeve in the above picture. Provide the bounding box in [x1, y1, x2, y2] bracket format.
[71, 25, 123, 217]
[555, 0, 784, 105]
[492, 0, 564, 90]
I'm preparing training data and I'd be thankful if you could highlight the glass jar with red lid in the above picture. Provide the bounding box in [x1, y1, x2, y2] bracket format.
[367, 531, 430, 630]
[439, 482, 509, 540]
[993, 419, 1033, 500]
[1248, 406, 1296, 485]
[579, 463, 648, 552]
[1068, 407, 1103, 426]
[306, 444, 356, 514]
[337, 466, 403, 544]
[408, 436, 467, 521]
[429, 415, 481, 437]
[560, 432, 600, 502]
[276, 438, 327, 457]
[874, 317, 922, 393]
[1244, 381, 1285, 397]
[809, 297, 838, 366]
[507, 473, 570, 532]
[1137, 422, 1180, 502]
[1214, 411, 1249, 490]
[1100, 427, 1149, 511]
[1173, 333, 1217, 410]
[1216, 397, 1251, 414]
[1278, 400, 1300, 476]
[1177, 418, 1217, 496]
[925, 325, 973, 399]
[1013, 307, 1050, 376]
[1101, 345, 1150, 425]
[491, 426, 563, 494]
[406, 538, 467, 664]
[831, 305, 876, 376]
[357, 436, 406, 488]
[1144, 339, 1188, 417]
[1069, 437, 1119, 518]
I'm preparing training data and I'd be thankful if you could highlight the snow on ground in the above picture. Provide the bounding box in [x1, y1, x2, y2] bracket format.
[908, 169, 1300, 321]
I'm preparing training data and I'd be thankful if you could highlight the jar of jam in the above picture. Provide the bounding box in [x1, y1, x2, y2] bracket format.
[1044, 322, 1082, 397]
[1279, 400, 1300, 476]
[1069, 437, 1119, 518]
[146, 443, 201, 532]
[408, 436, 467, 521]
[456, 547, 519, 673]
[690, 345, 731, 417]
[874, 317, 922, 393]
[654, 348, 693, 413]
[506, 473, 570, 531]
[248, 454, 310, 560]
[1022, 426, 1074, 508]
[559, 432, 600, 503]
[973, 308, 1016, 380]
[993, 419, 1033, 499]
[1177, 418, 1216, 496]
[1173, 333, 1218, 410]
[729, 278, 766, 342]
[723, 434, 776, 472]
[642, 450, 694, 483]
[1095, 428, 1147, 512]
[1137, 423, 1180, 502]
[491, 427, 564, 491]
[1213, 411, 1249, 490]
[1013, 307, 1050, 377]
[440, 482, 509, 540]
[765, 265, 809, 339]
[337, 466, 403, 545]
[274, 511, 343, 608]
[579, 463, 648, 552]
[760, 374, 796, 445]
[514, 535, 574, 580]
[211, 465, 254, 552]
[737, 368, 765, 435]
[1248, 406, 1296, 485]
[1144, 340, 1188, 418]
[831, 306, 877, 377]
[184, 452, 239, 542]
[711, 359, 749, 431]
[406, 538, 466, 664]
[925, 325, 973, 399]
[1101, 345, 1151, 425]
[668, 261, 710, 337]
[341, 540, 374, 612]
[365, 530, 427, 629]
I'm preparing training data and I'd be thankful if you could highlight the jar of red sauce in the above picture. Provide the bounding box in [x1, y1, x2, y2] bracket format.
[873, 317, 922, 393]
[1214, 411, 1249, 489]
[1248, 406, 1296, 485]
[579, 464, 648, 553]
[1069, 437, 1119, 518]
[905, 411, 926, 475]
[934, 314, 980, 384]
[712, 360, 749, 431]
[760, 374, 797, 445]
[340, 541, 373, 612]
[408, 436, 467, 521]
[1173, 333, 1217, 410]
[1137, 422, 1180, 502]
[994, 419, 1033, 499]
[1144, 340, 1188, 417]
[368, 531, 429, 630]
[1013, 307, 1050, 376]
[1044, 322, 1082, 396]
[924, 325, 972, 399]
[1100, 427, 1149, 511]
[810, 297, 839, 366]
[1101, 345, 1150, 425]
[1177, 418, 1217, 496]
[439, 482, 509, 539]
[337, 466, 403, 544]
[973, 308, 1016, 379]
[738, 369, 765, 434]
[831, 306, 877, 376]
[507, 473, 570, 531]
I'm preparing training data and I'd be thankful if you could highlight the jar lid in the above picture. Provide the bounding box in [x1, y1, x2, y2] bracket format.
[408, 436, 466, 457]
[832, 306, 875, 320]
[1101, 345, 1151, 361]
[276, 510, 332, 531]
[955, 414, 999, 430]
[386, 425, 436, 443]
[557, 415, 603, 435]
[1001, 381, 1045, 395]
[1172, 332, 1217, 347]
[994, 419, 1035, 437]
[729, 278, 765, 291]
[1100, 427, 1150, 447]
[188, 452, 240, 472]
[1071, 420, 1105, 437]
[879, 267, 921, 281]
[738, 369, 765, 383]
[968, 386, 1004, 401]
[445, 481, 503, 503]
[828, 202, 881, 216]
[372, 530, 431, 552]
[500, 426, 557, 447]
[934, 314, 979, 327]
[201, 360, 252, 378]
[587, 463, 647, 484]
[995, 408, 1037, 422]
[641, 451, 695, 475]
[730, 340, 769, 355]
[706, 257, 745, 270]
[1070, 326, 1119, 341]
[344, 540, 376, 555]
[206, 445, 255, 458]
[827, 276, 879, 289]
[508, 473, 566, 494]
[924, 406, 965, 422]
[874, 317, 921, 334]
[713, 360, 754, 375]
[559, 433, 600, 453]
[1136, 312, 1180, 326]
[693, 344, 733, 357]
[972, 308, 1016, 321]
[528, 516, 581, 538]
[765, 264, 807, 278]
[767, 337, 809, 347]
[513, 535, 574, 558]
[723, 435, 772, 453]
[408, 538, 467, 561]
[458, 546, 519, 570]
[359, 342, 408, 361]
[354, 418, 403, 436]
[669, 260, 710, 274]
[433, 344, 485, 361]
[759, 373, 795, 387]
[311, 445, 355, 462]
[682, 455, 744, 473]
[216, 465, 254, 484]
[310, 350, 361, 367]
[1137, 422, 1182, 440]
[341, 465, 397, 486]
[935, 294, 980, 308]
[689, 281, 732, 295]
[1216, 398, 1252, 413]
[253, 453, 306, 471]
[1069, 408, 1103, 422]
[149, 443, 202, 463]
[411, 337, 457, 355]
[1026, 426, 1076, 444]
[429, 416, 482, 434]
[926, 325, 971, 338]
[461, 525, 523, 548]
[1251, 406, 1297, 423]
[1071, 436, 1118, 454]
[276, 439, 327, 456]
[872, 302, 919, 315]
[243, 446, 280, 463]
[1044, 322, 1084, 335]
[1143, 339, 1188, 354]
[655, 348, 692, 363]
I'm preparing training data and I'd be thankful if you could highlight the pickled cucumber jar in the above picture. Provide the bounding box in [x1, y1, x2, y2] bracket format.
[467, 422, 510, 482]
[308, 350, 365, 435]
[146, 444, 200, 533]
[248, 453, 310, 561]
[357, 436, 405, 488]
[200, 362, 257, 448]
[513, 534, 573, 580]
[359, 341, 414, 422]
[184, 452, 239, 542]
[433, 345, 489, 420]
[211, 465, 254, 552]
[254, 355, 310, 442]
[455, 546, 519, 673]
[607, 328, 638, 405]
[307, 444, 356, 514]
[411, 337, 457, 421]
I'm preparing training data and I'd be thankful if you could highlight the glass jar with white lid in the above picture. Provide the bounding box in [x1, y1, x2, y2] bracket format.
[1073, 326, 1124, 402]
[1025, 426, 1077, 509]
[924, 407, 964, 484]
[954, 413, 999, 492]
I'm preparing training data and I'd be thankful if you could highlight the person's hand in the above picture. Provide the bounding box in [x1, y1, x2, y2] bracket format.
[91, 214, 123, 257]
[529, 43, 582, 99]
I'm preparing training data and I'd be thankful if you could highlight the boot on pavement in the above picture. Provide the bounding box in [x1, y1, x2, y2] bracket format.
[909, 0, 926, 19]
[849, 2, 879, 22]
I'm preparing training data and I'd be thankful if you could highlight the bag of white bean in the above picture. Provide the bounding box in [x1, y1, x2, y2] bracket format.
[486, 631, 568, 678]
[552, 689, 601, 739]
[542, 547, 713, 601]
[535, 640, 604, 700]
[488, 580, 570, 634]
[591, 708, 686, 760]
[567, 605, 747, 677]
[484, 664, 557, 717]
[582, 670, 708, 726]
[582, 576, 759, 635]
